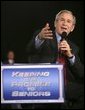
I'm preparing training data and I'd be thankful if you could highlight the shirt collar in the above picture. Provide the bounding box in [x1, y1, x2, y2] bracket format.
[55, 32, 61, 43]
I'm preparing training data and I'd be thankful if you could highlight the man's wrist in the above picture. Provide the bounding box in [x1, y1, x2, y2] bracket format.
[68, 55, 74, 59]
[38, 33, 42, 40]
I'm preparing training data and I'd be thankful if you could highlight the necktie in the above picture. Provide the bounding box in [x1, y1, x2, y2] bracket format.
[57, 53, 67, 85]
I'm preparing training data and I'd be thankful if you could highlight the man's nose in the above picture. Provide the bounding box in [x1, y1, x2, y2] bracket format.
[62, 21, 67, 26]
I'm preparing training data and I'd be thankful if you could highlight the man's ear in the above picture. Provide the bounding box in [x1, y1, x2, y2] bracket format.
[71, 24, 75, 32]
[54, 21, 56, 28]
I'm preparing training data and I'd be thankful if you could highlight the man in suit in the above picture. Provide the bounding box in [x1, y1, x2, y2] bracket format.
[3, 50, 15, 64]
[2, 50, 22, 109]
[25, 10, 84, 109]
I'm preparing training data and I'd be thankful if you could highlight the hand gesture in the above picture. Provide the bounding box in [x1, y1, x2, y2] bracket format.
[38, 23, 53, 40]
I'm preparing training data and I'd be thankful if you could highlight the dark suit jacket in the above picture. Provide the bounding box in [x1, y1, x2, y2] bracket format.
[3, 60, 15, 65]
[26, 30, 84, 108]
[26, 30, 84, 84]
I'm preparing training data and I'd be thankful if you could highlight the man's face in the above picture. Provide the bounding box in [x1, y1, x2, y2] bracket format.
[54, 12, 75, 35]
[7, 51, 14, 60]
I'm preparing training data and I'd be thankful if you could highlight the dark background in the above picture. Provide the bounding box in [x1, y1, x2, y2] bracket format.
[1, 1, 84, 63]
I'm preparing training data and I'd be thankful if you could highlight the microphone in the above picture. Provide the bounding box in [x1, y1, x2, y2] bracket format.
[59, 32, 67, 54]
[60, 32, 67, 41]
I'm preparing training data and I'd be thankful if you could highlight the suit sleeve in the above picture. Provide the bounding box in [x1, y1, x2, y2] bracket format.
[26, 30, 45, 63]
[67, 42, 84, 81]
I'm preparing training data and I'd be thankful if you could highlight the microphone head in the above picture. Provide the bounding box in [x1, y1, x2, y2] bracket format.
[61, 32, 67, 41]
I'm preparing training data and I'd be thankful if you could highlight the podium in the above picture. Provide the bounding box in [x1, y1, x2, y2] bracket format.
[1, 64, 64, 103]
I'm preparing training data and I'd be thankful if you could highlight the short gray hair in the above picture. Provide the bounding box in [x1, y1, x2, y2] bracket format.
[55, 10, 76, 25]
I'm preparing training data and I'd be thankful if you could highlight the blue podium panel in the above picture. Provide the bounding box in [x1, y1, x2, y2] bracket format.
[1, 64, 64, 103]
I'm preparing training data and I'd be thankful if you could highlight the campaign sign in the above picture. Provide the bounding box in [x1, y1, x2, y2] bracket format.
[1, 64, 64, 103]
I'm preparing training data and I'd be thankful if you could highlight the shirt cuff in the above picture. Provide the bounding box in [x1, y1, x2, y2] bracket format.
[35, 35, 44, 48]
[68, 55, 75, 65]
